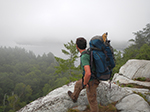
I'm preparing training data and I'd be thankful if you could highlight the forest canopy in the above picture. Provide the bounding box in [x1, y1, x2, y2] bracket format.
[0, 45, 82, 112]
[0, 47, 58, 111]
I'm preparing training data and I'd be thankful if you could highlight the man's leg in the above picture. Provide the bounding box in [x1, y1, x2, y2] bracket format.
[68, 79, 83, 102]
[86, 79, 99, 112]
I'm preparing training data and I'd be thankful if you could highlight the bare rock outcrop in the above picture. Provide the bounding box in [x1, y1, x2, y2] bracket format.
[119, 59, 150, 79]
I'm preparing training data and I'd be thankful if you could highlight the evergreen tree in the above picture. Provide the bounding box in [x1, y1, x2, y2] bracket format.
[124, 23, 150, 60]
[129, 23, 150, 48]
[55, 40, 80, 82]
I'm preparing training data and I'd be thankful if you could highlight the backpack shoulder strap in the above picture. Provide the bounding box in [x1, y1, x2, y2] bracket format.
[80, 49, 90, 57]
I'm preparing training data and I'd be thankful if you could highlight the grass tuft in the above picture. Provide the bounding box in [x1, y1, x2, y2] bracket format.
[67, 102, 118, 112]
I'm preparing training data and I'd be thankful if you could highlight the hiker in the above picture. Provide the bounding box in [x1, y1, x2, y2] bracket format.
[68, 37, 100, 112]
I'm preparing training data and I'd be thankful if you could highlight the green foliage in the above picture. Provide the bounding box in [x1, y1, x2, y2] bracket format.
[136, 44, 150, 59]
[129, 23, 150, 48]
[112, 23, 150, 77]
[42, 84, 51, 96]
[0, 43, 81, 111]
[134, 77, 146, 81]
[0, 47, 58, 111]
[55, 40, 81, 82]
[112, 49, 125, 75]
[123, 23, 150, 60]
[55, 77, 70, 87]
[67, 108, 79, 112]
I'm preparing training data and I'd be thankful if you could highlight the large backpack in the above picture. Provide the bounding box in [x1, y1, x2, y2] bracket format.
[88, 32, 115, 81]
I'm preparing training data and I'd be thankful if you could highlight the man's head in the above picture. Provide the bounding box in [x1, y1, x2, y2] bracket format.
[76, 37, 87, 50]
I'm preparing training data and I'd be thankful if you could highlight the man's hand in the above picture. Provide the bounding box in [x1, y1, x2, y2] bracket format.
[83, 84, 89, 88]
[85, 84, 89, 88]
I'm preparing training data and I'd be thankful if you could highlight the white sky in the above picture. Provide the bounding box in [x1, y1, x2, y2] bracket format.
[0, 0, 150, 57]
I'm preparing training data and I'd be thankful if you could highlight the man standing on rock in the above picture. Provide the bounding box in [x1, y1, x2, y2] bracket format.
[68, 37, 100, 112]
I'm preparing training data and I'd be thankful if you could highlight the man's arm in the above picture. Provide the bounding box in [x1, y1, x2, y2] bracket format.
[83, 65, 91, 86]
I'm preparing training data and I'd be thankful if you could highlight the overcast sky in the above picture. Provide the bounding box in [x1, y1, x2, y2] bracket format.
[0, 0, 150, 58]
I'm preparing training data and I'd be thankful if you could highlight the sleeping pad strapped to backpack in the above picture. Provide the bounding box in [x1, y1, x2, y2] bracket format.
[88, 32, 115, 81]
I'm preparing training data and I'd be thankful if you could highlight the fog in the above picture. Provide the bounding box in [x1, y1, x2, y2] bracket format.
[0, 0, 150, 58]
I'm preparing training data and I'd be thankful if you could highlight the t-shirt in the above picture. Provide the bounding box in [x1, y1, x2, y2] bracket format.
[80, 51, 90, 71]
[80, 51, 95, 81]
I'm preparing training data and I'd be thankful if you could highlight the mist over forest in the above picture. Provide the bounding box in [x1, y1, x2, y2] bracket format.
[0, 36, 129, 60]
[16, 39, 130, 58]
[0, 0, 150, 111]
[0, 23, 150, 112]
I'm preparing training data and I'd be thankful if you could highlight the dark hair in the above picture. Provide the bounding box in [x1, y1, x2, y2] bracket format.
[76, 37, 87, 49]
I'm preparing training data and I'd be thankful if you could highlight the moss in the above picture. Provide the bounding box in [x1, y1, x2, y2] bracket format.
[116, 80, 120, 86]
[127, 84, 134, 87]
[98, 103, 118, 112]
[134, 77, 146, 81]
[133, 91, 150, 105]
[134, 77, 150, 82]
[121, 85, 124, 87]
[120, 83, 150, 90]
[68, 103, 118, 112]
[67, 108, 80, 112]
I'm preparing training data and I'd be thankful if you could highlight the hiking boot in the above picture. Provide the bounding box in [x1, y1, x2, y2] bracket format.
[68, 91, 77, 103]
